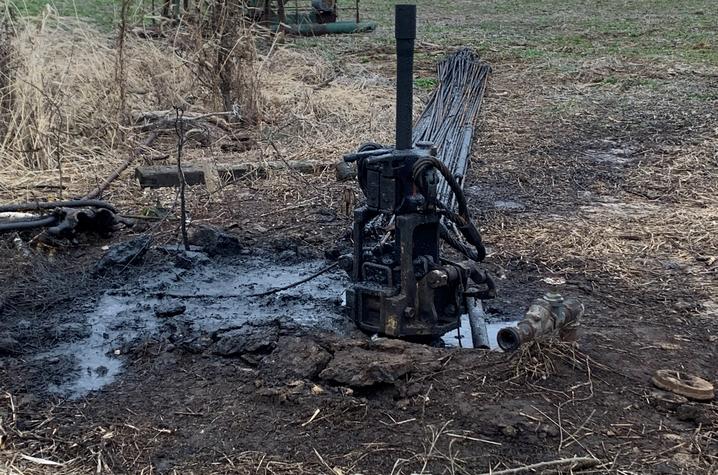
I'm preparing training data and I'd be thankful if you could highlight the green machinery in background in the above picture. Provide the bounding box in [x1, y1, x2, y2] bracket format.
[252, 0, 377, 35]
[162, 0, 376, 35]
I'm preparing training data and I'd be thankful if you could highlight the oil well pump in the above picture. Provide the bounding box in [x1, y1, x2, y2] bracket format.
[341, 5, 583, 348]
[341, 5, 495, 344]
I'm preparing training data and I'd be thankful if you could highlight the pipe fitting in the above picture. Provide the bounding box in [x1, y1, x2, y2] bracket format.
[497, 293, 584, 352]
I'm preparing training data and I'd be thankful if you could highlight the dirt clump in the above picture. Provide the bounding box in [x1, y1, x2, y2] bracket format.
[94, 235, 152, 272]
[260, 336, 332, 380]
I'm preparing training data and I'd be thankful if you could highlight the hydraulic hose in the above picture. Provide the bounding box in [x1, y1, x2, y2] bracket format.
[0, 215, 58, 233]
[439, 222, 479, 261]
[413, 156, 486, 261]
[0, 199, 117, 214]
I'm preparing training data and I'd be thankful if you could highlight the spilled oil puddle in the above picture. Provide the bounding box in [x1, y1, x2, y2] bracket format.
[34, 250, 518, 398]
[43, 295, 147, 395]
[38, 253, 349, 398]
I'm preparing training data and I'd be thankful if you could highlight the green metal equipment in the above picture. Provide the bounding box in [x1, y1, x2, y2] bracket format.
[162, 0, 376, 36]
[254, 0, 376, 36]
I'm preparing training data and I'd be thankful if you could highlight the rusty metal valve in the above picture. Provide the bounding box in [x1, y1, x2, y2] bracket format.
[497, 293, 584, 352]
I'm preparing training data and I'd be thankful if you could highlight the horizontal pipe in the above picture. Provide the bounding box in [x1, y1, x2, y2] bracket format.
[0, 215, 58, 233]
[0, 199, 117, 214]
[273, 21, 377, 36]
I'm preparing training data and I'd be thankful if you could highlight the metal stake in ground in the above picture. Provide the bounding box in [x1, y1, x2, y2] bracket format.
[174, 106, 190, 251]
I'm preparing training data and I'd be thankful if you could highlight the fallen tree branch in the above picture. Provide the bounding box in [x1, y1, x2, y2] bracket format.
[135, 160, 329, 188]
[269, 140, 321, 193]
[133, 110, 239, 132]
[478, 456, 600, 475]
[174, 107, 189, 251]
[0, 200, 117, 213]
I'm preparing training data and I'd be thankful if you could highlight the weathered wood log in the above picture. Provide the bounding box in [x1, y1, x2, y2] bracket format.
[135, 160, 329, 188]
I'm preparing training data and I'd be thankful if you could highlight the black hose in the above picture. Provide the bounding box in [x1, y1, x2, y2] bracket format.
[0, 199, 117, 214]
[413, 156, 486, 261]
[439, 222, 479, 261]
[413, 157, 469, 220]
[0, 215, 58, 233]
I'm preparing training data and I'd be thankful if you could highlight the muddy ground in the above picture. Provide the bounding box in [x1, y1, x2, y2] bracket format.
[2, 1, 718, 474]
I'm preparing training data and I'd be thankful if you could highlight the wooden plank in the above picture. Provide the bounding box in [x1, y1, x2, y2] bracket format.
[135, 160, 328, 189]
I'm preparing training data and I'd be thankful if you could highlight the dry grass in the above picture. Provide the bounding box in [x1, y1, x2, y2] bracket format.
[471, 53, 718, 315]
[0, 10, 193, 200]
[483, 148, 718, 309]
[0, 9, 402, 210]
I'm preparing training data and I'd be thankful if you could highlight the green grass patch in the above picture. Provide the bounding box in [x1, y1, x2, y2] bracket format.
[9, 0, 153, 28]
[414, 77, 438, 90]
[10, 0, 718, 68]
[356, 0, 718, 67]
[518, 48, 546, 60]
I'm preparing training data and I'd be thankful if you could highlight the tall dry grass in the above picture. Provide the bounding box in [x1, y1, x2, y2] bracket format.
[0, 8, 194, 197]
[0, 5, 398, 204]
[0, 7, 14, 142]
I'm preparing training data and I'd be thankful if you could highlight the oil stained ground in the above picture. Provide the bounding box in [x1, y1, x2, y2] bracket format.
[37, 253, 350, 398]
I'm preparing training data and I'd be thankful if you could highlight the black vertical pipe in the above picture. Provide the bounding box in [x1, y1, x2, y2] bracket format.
[395, 4, 416, 150]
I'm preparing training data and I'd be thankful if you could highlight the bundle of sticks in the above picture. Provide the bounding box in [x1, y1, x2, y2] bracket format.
[413, 48, 491, 210]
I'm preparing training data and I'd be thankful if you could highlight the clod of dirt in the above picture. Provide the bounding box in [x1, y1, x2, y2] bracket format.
[260, 336, 332, 380]
[188, 225, 241, 256]
[0, 334, 20, 355]
[319, 347, 413, 387]
[177, 336, 213, 354]
[538, 423, 560, 438]
[213, 324, 279, 359]
[54, 322, 91, 341]
[154, 301, 186, 318]
[650, 390, 688, 412]
[173, 250, 211, 269]
[369, 337, 434, 355]
[269, 238, 321, 263]
[257, 380, 308, 403]
[95, 235, 152, 272]
[676, 403, 717, 427]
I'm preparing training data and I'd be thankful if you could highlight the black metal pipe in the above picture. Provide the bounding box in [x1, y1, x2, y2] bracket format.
[0, 215, 58, 233]
[0, 199, 117, 214]
[394, 4, 415, 150]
